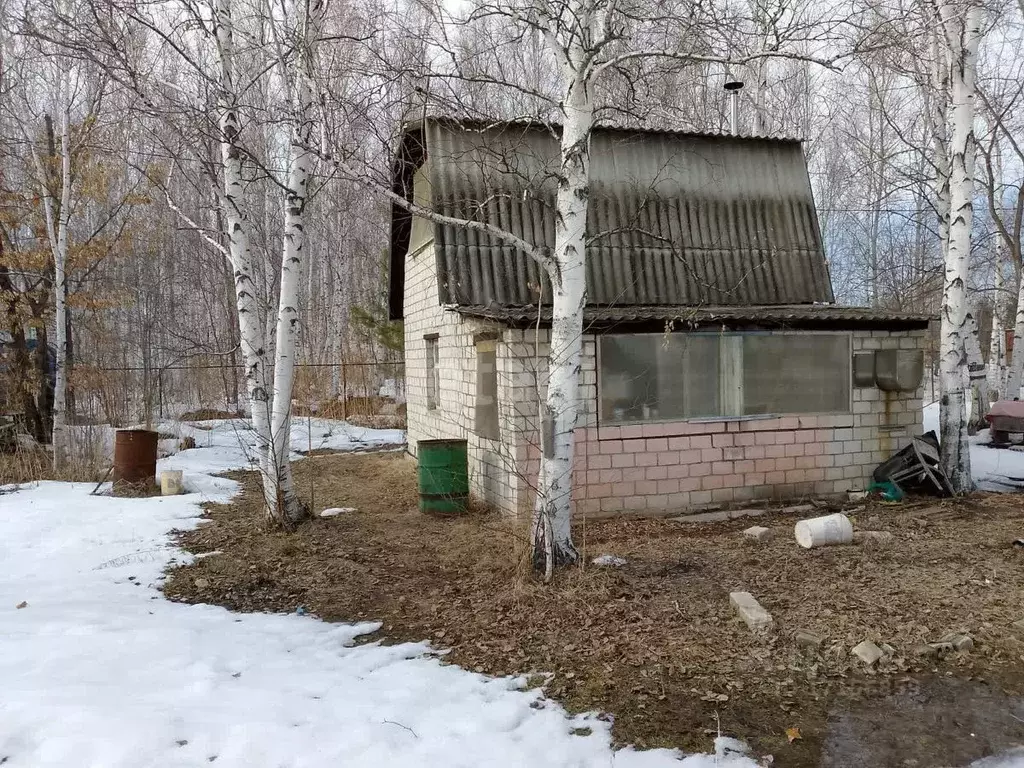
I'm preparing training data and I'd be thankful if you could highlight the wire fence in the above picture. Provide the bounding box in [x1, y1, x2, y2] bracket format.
[65, 359, 406, 428]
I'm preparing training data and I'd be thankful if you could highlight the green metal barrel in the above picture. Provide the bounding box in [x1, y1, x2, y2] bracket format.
[418, 438, 469, 515]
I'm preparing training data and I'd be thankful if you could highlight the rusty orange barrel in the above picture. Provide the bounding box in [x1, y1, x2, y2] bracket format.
[113, 429, 158, 486]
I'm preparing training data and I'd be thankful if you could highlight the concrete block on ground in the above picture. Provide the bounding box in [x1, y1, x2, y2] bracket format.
[953, 635, 974, 652]
[795, 630, 823, 650]
[743, 525, 771, 542]
[729, 591, 774, 634]
[912, 643, 939, 659]
[852, 640, 884, 665]
[853, 530, 894, 546]
[939, 632, 974, 652]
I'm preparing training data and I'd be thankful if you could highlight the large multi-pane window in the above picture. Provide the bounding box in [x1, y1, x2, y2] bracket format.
[598, 332, 851, 424]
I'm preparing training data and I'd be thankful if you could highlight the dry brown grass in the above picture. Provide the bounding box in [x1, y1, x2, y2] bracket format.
[0, 444, 52, 486]
[292, 397, 406, 425]
[163, 452, 1024, 766]
[179, 408, 245, 421]
[344, 414, 406, 430]
[0, 439, 114, 486]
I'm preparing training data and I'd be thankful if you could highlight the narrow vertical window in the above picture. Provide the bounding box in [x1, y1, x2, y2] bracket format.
[475, 338, 499, 439]
[425, 334, 439, 410]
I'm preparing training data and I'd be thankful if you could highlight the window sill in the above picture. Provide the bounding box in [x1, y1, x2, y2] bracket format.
[593, 412, 855, 440]
[603, 412, 850, 428]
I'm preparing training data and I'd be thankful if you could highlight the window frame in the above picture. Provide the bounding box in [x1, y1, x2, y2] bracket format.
[425, 334, 440, 411]
[596, 330, 853, 426]
[474, 337, 500, 440]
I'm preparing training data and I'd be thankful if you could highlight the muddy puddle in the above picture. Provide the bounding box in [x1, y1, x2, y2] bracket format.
[820, 676, 1024, 767]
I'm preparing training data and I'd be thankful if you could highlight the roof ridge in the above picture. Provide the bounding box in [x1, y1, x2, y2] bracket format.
[403, 114, 803, 144]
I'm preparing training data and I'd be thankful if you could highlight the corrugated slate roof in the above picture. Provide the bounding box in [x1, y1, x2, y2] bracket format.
[389, 117, 833, 320]
[453, 304, 934, 330]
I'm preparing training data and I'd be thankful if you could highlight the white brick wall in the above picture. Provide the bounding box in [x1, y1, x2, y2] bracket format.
[403, 165, 521, 513]
[408, 272, 928, 517]
[403, 174, 927, 517]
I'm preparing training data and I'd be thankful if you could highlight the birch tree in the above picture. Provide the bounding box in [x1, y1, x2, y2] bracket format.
[982, 129, 1010, 400]
[39, 0, 334, 520]
[264, 0, 325, 524]
[24, 73, 72, 468]
[6, 21, 108, 462]
[936, 0, 982, 490]
[49, 98, 69, 466]
[210, 0, 274, 480]
[980, 93, 1024, 400]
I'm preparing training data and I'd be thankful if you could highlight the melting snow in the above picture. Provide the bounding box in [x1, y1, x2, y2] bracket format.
[922, 402, 1024, 491]
[0, 419, 752, 768]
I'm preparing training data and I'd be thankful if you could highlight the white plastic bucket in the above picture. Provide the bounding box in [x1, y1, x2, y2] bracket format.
[794, 513, 853, 549]
[160, 470, 184, 496]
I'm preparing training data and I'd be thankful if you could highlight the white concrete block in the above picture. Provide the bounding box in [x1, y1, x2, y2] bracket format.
[852, 640, 883, 665]
[729, 591, 774, 633]
[743, 525, 771, 541]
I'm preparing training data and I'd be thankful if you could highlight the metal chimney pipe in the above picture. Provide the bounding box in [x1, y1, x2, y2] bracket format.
[724, 80, 744, 135]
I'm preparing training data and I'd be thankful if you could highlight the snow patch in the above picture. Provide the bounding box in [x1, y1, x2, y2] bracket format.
[923, 401, 1024, 491]
[0, 419, 749, 768]
[714, 736, 752, 759]
[592, 554, 628, 567]
[968, 748, 1024, 767]
[320, 507, 356, 517]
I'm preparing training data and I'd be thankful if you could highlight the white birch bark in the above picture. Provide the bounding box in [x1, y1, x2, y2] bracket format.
[985, 131, 1022, 401]
[212, 0, 273, 468]
[938, 0, 982, 491]
[263, 0, 324, 525]
[929, 29, 951, 264]
[988, 251, 1008, 399]
[51, 96, 71, 469]
[328, 263, 344, 398]
[750, 1, 770, 137]
[964, 306, 987, 433]
[24, 72, 72, 468]
[530, 11, 593, 571]
[1007, 269, 1024, 399]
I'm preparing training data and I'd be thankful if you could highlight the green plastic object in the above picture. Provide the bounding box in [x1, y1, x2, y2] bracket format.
[417, 439, 469, 515]
[867, 480, 904, 502]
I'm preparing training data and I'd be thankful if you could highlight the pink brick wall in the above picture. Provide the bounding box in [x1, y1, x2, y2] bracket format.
[566, 334, 925, 518]
[496, 327, 926, 519]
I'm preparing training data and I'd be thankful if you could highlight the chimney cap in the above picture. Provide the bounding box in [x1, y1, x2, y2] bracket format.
[724, 80, 744, 91]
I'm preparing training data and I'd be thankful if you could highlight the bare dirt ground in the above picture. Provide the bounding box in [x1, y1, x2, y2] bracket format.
[163, 451, 1024, 767]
